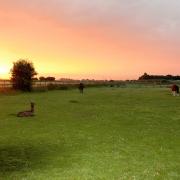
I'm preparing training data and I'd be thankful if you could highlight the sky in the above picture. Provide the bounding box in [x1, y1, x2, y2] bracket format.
[0, 0, 180, 80]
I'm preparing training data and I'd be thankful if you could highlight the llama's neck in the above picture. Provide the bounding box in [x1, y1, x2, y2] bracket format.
[31, 104, 34, 112]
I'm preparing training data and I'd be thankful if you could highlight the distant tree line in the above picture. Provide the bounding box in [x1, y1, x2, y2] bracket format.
[139, 73, 180, 80]
[38, 76, 56, 81]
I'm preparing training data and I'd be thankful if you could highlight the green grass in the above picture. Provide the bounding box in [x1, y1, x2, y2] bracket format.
[0, 88, 179, 179]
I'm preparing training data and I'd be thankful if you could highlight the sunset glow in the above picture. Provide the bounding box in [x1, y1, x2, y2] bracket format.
[0, 0, 180, 80]
[0, 65, 9, 76]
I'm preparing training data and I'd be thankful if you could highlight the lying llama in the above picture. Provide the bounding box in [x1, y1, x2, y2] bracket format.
[17, 102, 35, 117]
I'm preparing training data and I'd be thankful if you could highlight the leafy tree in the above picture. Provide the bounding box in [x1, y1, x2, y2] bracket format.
[46, 77, 56, 81]
[39, 76, 46, 81]
[139, 72, 150, 80]
[11, 59, 37, 91]
[39, 76, 56, 81]
[139, 73, 180, 81]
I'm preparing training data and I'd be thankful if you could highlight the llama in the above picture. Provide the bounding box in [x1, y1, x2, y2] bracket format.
[78, 83, 84, 94]
[17, 102, 35, 117]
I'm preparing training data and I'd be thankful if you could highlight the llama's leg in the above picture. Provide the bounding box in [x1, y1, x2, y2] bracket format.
[172, 91, 176, 96]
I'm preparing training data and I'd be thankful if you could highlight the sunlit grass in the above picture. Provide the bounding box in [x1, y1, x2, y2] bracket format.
[0, 88, 179, 179]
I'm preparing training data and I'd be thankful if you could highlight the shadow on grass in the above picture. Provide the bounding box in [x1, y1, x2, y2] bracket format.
[0, 143, 75, 174]
[0, 145, 46, 173]
[9, 113, 36, 118]
[0, 141, 84, 177]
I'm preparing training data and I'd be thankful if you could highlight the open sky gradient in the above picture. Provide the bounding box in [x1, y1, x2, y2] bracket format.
[0, 0, 180, 79]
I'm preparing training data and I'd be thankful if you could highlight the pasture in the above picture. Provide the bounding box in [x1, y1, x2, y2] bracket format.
[0, 88, 179, 179]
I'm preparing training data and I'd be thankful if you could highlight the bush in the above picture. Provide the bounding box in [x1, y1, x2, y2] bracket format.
[11, 59, 37, 91]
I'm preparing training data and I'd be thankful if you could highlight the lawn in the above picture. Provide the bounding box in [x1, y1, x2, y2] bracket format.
[0, 87, 179, 179]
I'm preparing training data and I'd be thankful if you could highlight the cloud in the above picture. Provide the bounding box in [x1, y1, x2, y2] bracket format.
[1, 0, 180, 41]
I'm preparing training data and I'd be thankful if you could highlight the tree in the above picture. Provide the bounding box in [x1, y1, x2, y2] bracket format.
[39, 76, 46, 81]
[46, 76, 56, 81]
[138, 73, 180, 81]
[138, 73, 150, 80]
[11, 59, 37, 91]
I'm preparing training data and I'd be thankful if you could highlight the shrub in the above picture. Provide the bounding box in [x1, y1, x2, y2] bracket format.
[11, 59, 37, 91]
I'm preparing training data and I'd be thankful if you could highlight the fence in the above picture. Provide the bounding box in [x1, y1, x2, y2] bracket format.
[0, 80, 80, 89]
[0, 80, 12, 88]
[0, 80, 176, 89]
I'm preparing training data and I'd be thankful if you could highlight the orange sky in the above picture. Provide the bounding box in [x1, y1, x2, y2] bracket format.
[0, 0, 180, 80]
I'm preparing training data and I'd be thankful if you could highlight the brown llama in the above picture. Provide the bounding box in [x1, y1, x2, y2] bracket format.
[17, 102, 35, 117]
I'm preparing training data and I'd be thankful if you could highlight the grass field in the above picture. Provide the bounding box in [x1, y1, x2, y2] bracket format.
[0, 88, 179, 179]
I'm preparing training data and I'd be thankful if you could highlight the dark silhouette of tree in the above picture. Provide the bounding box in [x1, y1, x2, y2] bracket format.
[39, 76, 46, 81]
[39, 76, 55, 81]
[46, 77, 56, 81]
[139, 73, 180, 80]
[139, 73, 150, 80]
[11, 59, 37, 91]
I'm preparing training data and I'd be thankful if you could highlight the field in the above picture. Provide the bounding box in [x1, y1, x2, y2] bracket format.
[0, 87, 179, 179]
